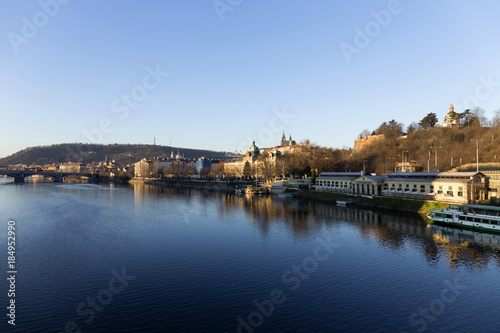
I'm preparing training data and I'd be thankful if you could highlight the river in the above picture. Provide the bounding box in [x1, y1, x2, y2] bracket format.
[0, 179, 498, 332]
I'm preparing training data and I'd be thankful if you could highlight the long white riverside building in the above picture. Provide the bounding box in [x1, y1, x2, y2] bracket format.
[314, 171, 488, 204]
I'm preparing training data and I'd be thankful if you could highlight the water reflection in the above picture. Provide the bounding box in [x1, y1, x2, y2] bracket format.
[431, 224, 500, 272]
[131, 184, 500, 273]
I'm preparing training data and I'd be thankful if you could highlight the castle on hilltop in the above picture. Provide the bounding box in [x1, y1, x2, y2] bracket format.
[435, 104, 460, 128]
[280, 131, 296, 147]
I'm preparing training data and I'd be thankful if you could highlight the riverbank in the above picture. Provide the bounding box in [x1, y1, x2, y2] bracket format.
[144, 179, 254, 192]
[297, 190, 449, 214]
[144, 179, 449, 214]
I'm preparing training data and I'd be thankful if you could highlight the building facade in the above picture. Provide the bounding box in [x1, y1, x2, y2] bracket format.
[134, 159, 153, 178]
[315, 172, 367, 193]
[60, 163, 82, 173]
[382, 172, 487, 203]
[315, 171, 488, 204]
[395, 161, 423, 172]
[196, 157, 212, 175]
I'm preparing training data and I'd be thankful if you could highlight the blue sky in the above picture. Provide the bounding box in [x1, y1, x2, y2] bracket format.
[1, 0, 500, 158]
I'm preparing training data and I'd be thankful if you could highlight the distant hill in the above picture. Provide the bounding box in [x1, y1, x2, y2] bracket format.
[0, 143, 227, 166]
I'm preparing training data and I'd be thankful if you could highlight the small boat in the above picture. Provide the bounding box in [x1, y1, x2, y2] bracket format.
[428, 204, 500, 233]
[278, 193, 294, 199]
[245, 185, 256, 195]
[337, 200, 354, 206]
[235, 186, 244, 194]
[244, 185, 269, 195]
[256, 187, 269, 195]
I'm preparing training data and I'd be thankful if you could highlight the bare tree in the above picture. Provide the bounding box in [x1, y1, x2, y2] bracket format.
[469, 107, 487, 127]
[257, 154, 274, 184]
[490, 109, 500, 127]
[358, 129, 371, 139]
[406, 122, 421, 134]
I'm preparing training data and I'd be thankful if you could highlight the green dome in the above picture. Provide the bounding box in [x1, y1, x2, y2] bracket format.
[247, 140, 260, 154]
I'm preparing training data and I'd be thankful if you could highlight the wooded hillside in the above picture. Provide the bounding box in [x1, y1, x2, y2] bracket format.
[0, 143, 226, 166]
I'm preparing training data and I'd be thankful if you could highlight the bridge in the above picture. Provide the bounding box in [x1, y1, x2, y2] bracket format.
[0, 170, 97, 183]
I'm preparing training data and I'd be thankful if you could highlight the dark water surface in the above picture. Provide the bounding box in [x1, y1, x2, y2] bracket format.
[0, 180, 499, 332]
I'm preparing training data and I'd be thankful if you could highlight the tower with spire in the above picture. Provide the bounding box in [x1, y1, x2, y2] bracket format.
[280, 131, 287, 147]
[280, 131, 296, 147]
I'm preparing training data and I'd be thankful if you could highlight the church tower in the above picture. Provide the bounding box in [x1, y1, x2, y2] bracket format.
[281, 131, 287, 147]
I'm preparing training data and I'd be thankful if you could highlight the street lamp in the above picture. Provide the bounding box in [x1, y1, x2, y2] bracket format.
[401, 150, 409, 172]
[471, 139, 483, 172]
[428, 150, 431, 172]
[430, 146, 442, 172]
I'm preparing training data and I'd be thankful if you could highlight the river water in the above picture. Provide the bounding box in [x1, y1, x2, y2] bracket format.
[0, 179, 499, 332]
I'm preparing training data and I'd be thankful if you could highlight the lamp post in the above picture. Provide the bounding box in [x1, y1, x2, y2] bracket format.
[471, 139, 483, 172]
[401, 150, 409, 172]
[430, 146, 442, 172]
[428, 150, 431, 172]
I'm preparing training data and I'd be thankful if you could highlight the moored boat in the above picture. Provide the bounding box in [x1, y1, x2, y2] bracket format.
[256, 187, 269, 195]
[337, 200, 354, 206]
[244, 185, 269, 195]
[245, 185, 256, 195]
[428, 204, 500, 233]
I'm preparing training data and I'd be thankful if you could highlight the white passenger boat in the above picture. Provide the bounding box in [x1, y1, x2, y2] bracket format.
[428, 204, 500, 233]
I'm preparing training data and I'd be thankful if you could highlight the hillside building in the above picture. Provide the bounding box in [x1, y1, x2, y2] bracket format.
[280, 131, 296, 147]
[396, 160, 423, 172]
[436, 104, 460, 128]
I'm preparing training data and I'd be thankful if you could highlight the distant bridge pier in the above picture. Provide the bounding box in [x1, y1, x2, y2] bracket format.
[13, 174, 25, 183]
[89, 174, 98, 183]
[53, 174, 63, 183]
